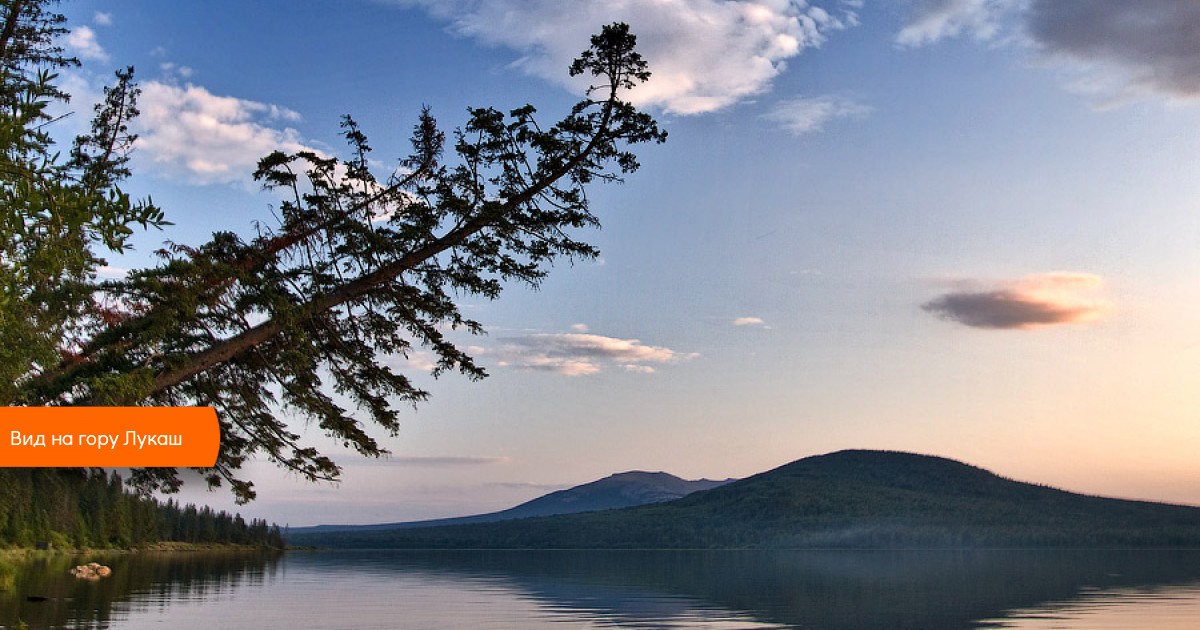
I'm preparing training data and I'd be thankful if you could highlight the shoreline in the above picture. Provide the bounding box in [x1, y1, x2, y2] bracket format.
[1, 542, 283, 559]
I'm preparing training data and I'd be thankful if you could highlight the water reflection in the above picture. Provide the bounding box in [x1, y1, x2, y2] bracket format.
[979, 584, 1200, 629]
[0, 550, 280, 629]
[2, 549, 1199, 628]
[311, 549, 1200, 629]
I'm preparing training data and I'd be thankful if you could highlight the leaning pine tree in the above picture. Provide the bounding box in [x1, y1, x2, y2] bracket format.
[7, 12, 666, 502]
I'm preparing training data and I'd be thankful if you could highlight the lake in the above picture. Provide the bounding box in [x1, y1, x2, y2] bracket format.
[3, 549, 1200, 628]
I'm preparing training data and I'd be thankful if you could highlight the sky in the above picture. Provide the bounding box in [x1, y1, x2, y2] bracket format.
[51, 0, 1200, 526]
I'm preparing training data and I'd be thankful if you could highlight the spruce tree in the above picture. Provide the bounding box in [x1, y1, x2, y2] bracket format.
[2, 0, 664, 503]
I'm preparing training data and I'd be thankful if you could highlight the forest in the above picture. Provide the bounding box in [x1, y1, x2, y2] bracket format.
[290, 451, 1200, 550]
[0, 468, 284, 549]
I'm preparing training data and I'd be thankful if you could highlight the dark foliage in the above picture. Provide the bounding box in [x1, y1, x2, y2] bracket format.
[291, 451, 1200, 549]
[1, 0, 664, 504]
[0, 468, 284, 549]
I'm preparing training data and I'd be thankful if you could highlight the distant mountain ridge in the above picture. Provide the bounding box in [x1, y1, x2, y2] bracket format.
[509, 471, 732, 517]
[291, 450, 1200, 549]
[287, 471, 732, 535]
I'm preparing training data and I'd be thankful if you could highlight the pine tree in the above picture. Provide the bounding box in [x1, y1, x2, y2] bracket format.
[0, 0, 165, 404]
[2, 1, 664, 503]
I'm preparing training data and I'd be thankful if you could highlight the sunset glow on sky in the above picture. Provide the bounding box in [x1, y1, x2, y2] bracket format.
[58, 1, 1200, 526]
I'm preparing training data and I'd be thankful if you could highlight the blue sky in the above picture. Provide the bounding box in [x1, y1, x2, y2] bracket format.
[55, 1, 1200, 526]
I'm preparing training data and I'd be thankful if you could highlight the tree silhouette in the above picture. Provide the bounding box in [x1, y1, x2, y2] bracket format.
[2, 2, 665, 504]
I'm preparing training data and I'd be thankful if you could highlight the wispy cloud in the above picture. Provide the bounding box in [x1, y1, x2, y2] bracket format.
[923, 272, 1110, 330]
[762, 94, 871, 135]
[64, 25, 109, 62]
[895, 0, 1011, 48]
[380, 349, 439, 374]
[488, 481, 571, 492]
[733, 316, 768, 327]
[383, 456, 511, 467]
[96, 265, 129, 278]
[487, 332, 697, 376]
[392, 0, 859, 115]
[159, 62, 194, 80]
[93, 12, 113, 27]
[623, 364, 657, 374]
[135, 81, 313, 185]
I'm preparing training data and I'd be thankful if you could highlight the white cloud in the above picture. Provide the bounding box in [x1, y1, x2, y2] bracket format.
[895, 0, 1013, 48]
[93, 12, 113, 27]
[50, 71, 101, 135]
[135, 81, 313, 185]
[733, 316, 766, 326]
[160, 62, 195, 80]
[487, 332, 698, 376]
[96, 265, 129, 278]
[385, 350, 438, 373]
[623, 364, 657, 374]
[394, 0, 858, 115]
[570, 323, 589, 332]
[65, 25, 109, 62]
[762, 94, 871, 135]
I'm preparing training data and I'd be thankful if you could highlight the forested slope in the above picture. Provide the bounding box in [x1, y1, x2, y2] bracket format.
[302, 451, 1200, 549]
[0, 469, 283, 549]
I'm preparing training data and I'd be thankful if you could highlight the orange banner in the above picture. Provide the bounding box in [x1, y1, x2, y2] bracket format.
[0, 407, 219, 467]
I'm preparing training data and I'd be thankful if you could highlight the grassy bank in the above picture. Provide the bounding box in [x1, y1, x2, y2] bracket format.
[1, 542, 282, 559]
[0, 560, 13, 591]
[1, 542, 282, 593]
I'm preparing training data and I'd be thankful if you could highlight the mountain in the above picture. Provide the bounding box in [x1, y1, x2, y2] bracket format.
[496, 471, 733, 517]
[295, 450, 1200, 549]
[286, 471, 732, 536]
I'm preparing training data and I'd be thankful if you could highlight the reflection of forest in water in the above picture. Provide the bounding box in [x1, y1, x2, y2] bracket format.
[0, 550, 281, 629]
[290, 549, 1200, 629]
[3, 549, 1200, 628]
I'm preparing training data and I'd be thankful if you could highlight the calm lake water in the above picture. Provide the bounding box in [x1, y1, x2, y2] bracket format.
[3, 549, 1200, 629]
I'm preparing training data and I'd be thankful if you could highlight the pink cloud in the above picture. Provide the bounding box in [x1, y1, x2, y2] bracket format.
[488, 332, 697, 376]
[924, 272, 1110, 330]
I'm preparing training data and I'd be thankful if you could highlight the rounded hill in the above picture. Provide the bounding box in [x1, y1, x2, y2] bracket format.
[304, 450, 1200, 549]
